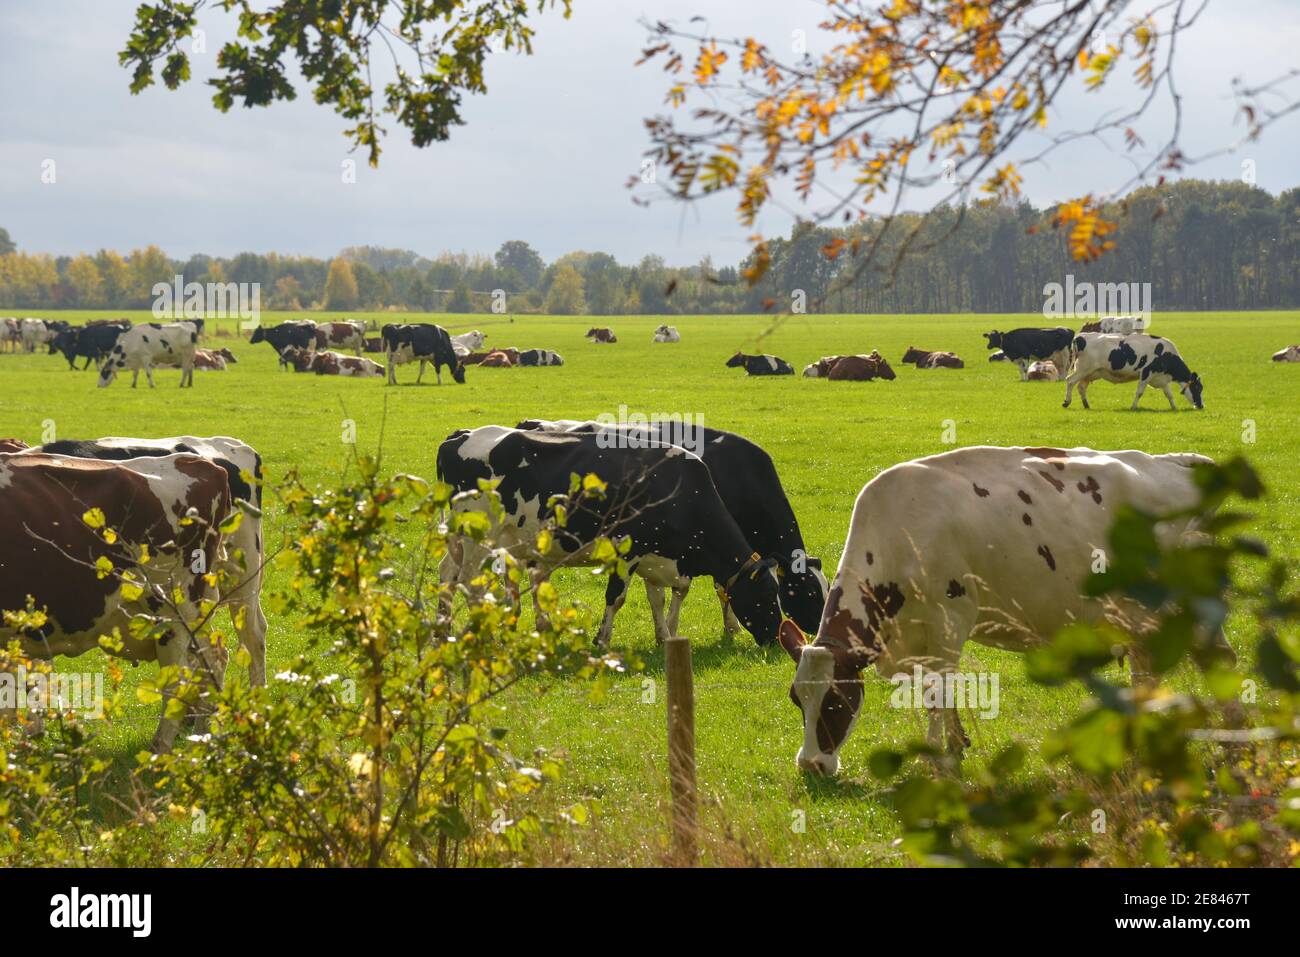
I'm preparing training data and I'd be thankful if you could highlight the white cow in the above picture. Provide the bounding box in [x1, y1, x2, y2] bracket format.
[652, 325, 681, 343]
[1, 318, 20, 353]
[450, 330, 487, 356]
[1025, 360, 1060, 381]
[1271, 345, 1300, 363]
[97, 322, 198, 388]
[1063, 333, 1203, 411]
[19, 318, 50, 352]
[777, 446, 1234, 775]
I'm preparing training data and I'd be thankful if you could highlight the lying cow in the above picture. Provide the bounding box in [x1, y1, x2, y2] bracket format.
[27, 435, 268, 688]
[777, 445, 1233, 775]
[518, 349, 564, 367]
[1080, 316, 1144, 335]
[516, 419, 827, 636]
[0, 452, 233, 750]
[98, 322, 198, 388]
[726, 352, 795, 376]
[450, 330, 487, 355]
[309, 350, 384, 377]
[652, 325, 681, 343]
[278, 346, 315, 372]
[1271, 345, 1300, 363]
[250, 321, 317, 367]
[983, 327, 1073, 381]
[363, 337, 384, 353]
[1064, 333, 1203, 411]
[156, 347, 235, 371]
[437, 426, 784, 649]
[315, 321, 365, 354]
[901, 347, 964, 369]
[1025, 360, 1060, 382]
[479, 350, 514, 368]
[381, 323, 465, 385]
[586, 327, 617, 344]
[828, 352, 895, 381]
[49, 323, 128, 370]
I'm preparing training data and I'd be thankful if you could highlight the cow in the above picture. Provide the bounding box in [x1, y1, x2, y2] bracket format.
[437, 426, 784, 650]
[249, 321, 317, 367]
[309, 350, 385, 377]
[652, 325, 681, 343]
[982, 327, 1074, 381]
[1081, 316, 1143, 335]
[901, 347, 964, 369]
[988, 350, 1009, 362]
[48, 324, 127, 371]
[363, 337, 385, 354]
[2, 318, 22, 352]
[1271, 345, 1300, 363]
[827, 352, 895, 381]
[155, 347, 234, 371]
[30, 436, 269, 688]
[381, 323, 465, 385]
[777, 446, 1234, 775]
[278, 346, 315, 372]
[450, 330, 487, 355]
[516, 419, 828, 636]
[726, 352, 795, 376]
[1025, 360, 1060, 382]
[478, 350, 514, 368]
[97, 322, 198, 388]
[0, 452, 233, 751]
[802, 356, 844, 377]
[315, 321, 365, 355]
[0, 438, 29, 452]
[19, 318, 52, 353]
[1064, 333, 1203, 411]
[586, 327, 618, 344]
[517, 349, 564, 367]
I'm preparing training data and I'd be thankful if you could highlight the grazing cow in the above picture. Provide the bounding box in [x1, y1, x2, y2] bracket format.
[437, 426, 784, 649]
[309, 350, 385, 377]
[777, 446, 1233, 775]
[1064, 333, 1203, 411]
[98, 322, 198, 388]
[517, 349, 564, 367]
[450, 330, 487, 355]
[478, 350, 514, 368]
[1025, 360, 1060, 382]
[726, 352, 795, 376]
[315, 321, 365, 354]
[363, 337, 384, 354]
[19, 318, 52, 352]
[0, 452, 233, 750]
[983, 327, 1074, 381]
[49, 324, 128, 370]
[652, 325, 681, 343]
[31, 435, 268, 688]
[250, 321, 317, 367]
[901, 347, 964, 369]
[827, 352, 896, 381]
[381, 323, 465, 385]
[516, 419, 828, 636]
[585, 327, 618, 344]
[1271, 345, 1300, 363]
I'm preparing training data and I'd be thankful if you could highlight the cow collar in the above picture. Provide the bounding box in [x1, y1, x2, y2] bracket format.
[719, 551, 768, 601]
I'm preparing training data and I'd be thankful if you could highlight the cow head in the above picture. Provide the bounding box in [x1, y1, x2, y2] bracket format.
[983, 331, 1003, 350]
[870, 353, 897, 380]
[901, 347, 925, 364]
[49, 329, 75, 355]
[1183, 372, 1204, 409]
[451, 357, 467, 383]
[723, 554, 783, 645]
[217, 348, 237, 363]
[0, 438, 30, 452]
[778, 619, 870, 776]
[777, 556, 829, 634]
[249, 326, 266, 344]
[96, 350, 126, 387]
[725, 352, 745, 368]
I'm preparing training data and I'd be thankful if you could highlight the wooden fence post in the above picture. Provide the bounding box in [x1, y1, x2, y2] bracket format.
[664, 635, 697, 865]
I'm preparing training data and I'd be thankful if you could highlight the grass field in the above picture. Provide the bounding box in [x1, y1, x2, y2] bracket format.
[3, 309, 1298, 865]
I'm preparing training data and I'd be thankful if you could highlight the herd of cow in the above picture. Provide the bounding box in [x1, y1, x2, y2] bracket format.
[0, 313, 1292, 778]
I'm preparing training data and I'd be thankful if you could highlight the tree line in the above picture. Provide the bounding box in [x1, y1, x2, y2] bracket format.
[1, 179, 1296, 316]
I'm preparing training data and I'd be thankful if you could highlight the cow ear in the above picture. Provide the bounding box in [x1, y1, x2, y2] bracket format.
[778, 619, 808, 662]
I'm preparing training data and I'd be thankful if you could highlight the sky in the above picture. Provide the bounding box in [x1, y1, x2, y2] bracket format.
[1, 0, 1297, 268]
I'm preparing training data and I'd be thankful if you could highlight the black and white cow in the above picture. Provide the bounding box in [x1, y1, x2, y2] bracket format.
[777, 446, 1234, 775]
[437, 426, 784, 649]
[97, 322, 198, 388]
[726, 352, 795, 376]
[1064, 333, 1204, 411]
[382, 323, 466, 385]
[31, 436, 269, 687]
[250, 321, 318, 367]
[48, 324, 128, 370]
[517, 349, 564, 367]
[0, 452, 234, 751]
[982, 327, 1074, 381]
[516, 419, 828, 635]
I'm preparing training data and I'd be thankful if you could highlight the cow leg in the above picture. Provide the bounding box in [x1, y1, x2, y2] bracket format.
[714, 583, 741, 635]
[644, 582, 673, 644]
[1161, 383, 1177, 410]
[595, 571, 632, 651]
[528, 565, 552, 632]
[1130, 377, 1150, 410]
[666, 579, 690, 636]
[415, 360, 427, 384]
[385, 354, 397, 385]
[1016, 359, 1029, 381]
[1077, 379, 1092, 410]
[144, 365, 156, 388]
[150, 633, 194, 753]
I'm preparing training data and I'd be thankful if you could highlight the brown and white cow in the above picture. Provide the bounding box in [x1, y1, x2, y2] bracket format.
[778, 446, 1233, 776]
[309, 350, 384, 377]
[478, 350, 514, 368]
[1271, 345, 1300, 363]
[157, 347, 234, 371]
[827, 352, 895, 381]
[586, 327, 618, 344]
[1025, 360, 1060, 381]
[0, 452, 233, 750]
[901, 347, 964, 369]
[315, 321, 365, 354]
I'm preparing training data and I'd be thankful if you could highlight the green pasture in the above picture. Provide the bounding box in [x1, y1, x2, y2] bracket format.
[2, 309, 1297, 864]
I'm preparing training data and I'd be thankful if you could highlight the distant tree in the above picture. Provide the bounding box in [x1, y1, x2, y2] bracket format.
[446, 281, 474, 313]
[544, 264, 586, 315]
[66, 255, 105, 307]
[121, 0, 573, 166]
[351, 261, 388, 308]
[494, 240, 544, 289]
[270, 275, 304, 310]
[408, 276, 431, 311]
[324, 258, 360, 311]
[0, 228, 14, 256]
[127, 245, 174, 307]
[95, 250, 131, 305]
